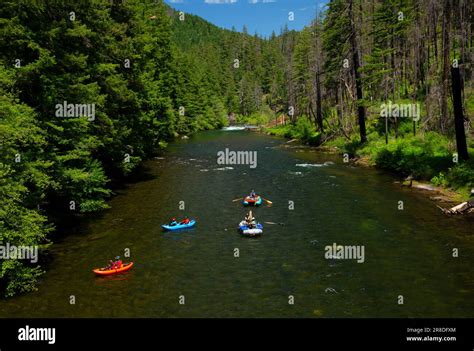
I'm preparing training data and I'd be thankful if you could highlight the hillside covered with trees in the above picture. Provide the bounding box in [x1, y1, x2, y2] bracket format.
[0, 0, 473, 296]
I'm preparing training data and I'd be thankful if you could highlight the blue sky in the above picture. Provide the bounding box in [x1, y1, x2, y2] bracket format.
[165, 0, 327, 37]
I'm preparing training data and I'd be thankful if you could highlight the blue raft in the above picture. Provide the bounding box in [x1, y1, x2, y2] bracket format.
[238, 221, 263, 236]
[162, 220, 196, 231]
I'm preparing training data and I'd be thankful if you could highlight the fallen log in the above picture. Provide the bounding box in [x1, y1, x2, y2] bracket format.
[440, 199, 474, 215]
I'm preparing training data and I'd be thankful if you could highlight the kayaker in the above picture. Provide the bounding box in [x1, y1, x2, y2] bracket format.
[245, 211, 256, 228]
[180, 217, 190, 225]
[107, 256, 122, 269]
[169, 217, 178, 226]
[250, 190, 256, 199]
[104, 256, 121, 270]
[114, 256, 122, 269]
[105, 260, 115, 270]
[250, 214, 256, 227]
[245, 211, 253, 223]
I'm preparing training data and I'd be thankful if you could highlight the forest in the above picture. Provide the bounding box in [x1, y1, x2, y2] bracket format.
[0, 0, 473, 296]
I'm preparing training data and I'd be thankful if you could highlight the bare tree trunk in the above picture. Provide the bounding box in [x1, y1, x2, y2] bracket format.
[315, 71, 323, 132]
[349, 0, 367, 144]
[451, 66, 469, 160]
[335, 84, 343, 129]
[440, 0, 451, 133]
[433, 4, 439, 64]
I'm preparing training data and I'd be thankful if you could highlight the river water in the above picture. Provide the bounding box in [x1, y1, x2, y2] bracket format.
[1, 130, 473, 317]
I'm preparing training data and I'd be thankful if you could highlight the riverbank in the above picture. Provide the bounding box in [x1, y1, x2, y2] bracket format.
[348, 155, 466, 205]
[266, 125, 474, 206]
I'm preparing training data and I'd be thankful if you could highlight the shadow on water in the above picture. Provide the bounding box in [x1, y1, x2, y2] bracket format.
[49, 162, 159, 240]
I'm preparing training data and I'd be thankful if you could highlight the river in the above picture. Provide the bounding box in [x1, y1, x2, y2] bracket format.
[1, 130, 473, 317]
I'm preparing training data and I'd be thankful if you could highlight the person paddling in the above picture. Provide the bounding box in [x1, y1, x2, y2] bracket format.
[111, 256, 122, 269]
[169, 217, 178, 226]
[245, 210, 253, 223]
[180, 216, 190, 225]
[106, 260, 114, 270]
[249, 217, 256, 228]
[105, 256, 122, 270]
[245, 211, 256, 228]
[250, 189, 256, 199]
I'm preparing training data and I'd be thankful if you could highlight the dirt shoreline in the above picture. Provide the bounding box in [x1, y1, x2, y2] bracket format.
[348, 154, 466, 205]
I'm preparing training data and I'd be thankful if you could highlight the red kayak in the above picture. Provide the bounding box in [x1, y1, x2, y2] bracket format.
[93, 262, 134, 276]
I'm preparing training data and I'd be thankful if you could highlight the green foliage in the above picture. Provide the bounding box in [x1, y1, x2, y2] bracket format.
[236, 105, 274, 126]
[444, 162, 474, 190]
[294, 116, 316, 141]
[0, 63, 51, 296]
[431, 162, 474, 196]
[0, 261, 44, 297]
[61, 160, 111, 213]
[266, 124, 294, 138]
[431, 172, 447, 187]
[322, 0, 351, 88]
[267, 117, 321, 145]
[359, 132, 452, 179]
[343, 138, 364, 157]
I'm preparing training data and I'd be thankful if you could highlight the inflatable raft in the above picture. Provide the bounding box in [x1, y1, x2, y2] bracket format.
[162, 219, 196, 231]
[238, 221, 263, 236]
[243, 196, 262, 206]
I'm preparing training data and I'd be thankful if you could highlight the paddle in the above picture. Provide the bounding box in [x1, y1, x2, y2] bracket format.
[232, 197, 244, 202]
[262, 197, 273, 205]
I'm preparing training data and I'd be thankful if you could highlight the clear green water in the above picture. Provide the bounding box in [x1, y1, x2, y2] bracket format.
[1, 130, 473, 317]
